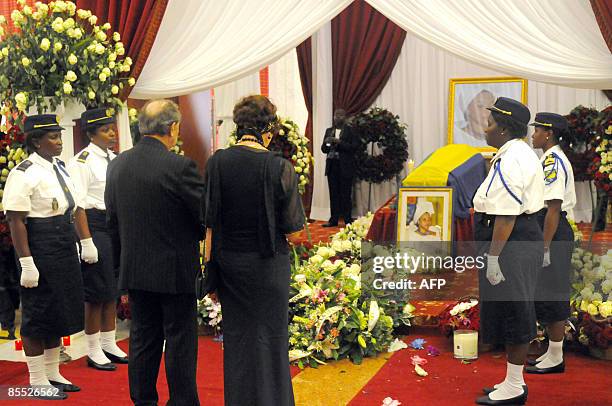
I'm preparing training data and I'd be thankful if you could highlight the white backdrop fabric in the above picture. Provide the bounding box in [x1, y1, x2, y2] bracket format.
[366, 0, 612, 89]
[131, 0, 352, 99]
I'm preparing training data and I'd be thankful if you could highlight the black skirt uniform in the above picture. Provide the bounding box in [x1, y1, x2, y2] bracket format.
[68, 142, 119, 303]
[533, 142, 576, 323]
[2, 151, 85, 338]
[473, 136, 545, 345]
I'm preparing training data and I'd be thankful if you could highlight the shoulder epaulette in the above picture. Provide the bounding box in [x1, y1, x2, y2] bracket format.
[77, 151, 90, 163]
[16, 160, 33, 172]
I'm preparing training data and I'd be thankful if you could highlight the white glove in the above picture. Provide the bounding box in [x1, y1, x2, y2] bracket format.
[19, 257, 39, 288]
[542, 248, 551, 268]
[486, 254, 505, 286]
[80, 238, 99, 264]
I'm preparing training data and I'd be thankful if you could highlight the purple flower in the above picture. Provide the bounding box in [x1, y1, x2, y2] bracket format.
[426, 345, 440, 356]
[409, 338, 426, 350]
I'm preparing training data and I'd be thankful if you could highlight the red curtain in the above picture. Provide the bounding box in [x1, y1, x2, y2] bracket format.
[331, 0, 406, 115]
[296, 38, 313, 215]
[74, 0, 169, 100]
[591, 0, 612, 101]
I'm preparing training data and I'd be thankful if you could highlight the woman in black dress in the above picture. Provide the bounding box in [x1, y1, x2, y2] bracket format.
[202, 95, 304, 406]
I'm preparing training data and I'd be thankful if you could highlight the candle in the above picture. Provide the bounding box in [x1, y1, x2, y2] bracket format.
[14, 339, 22, 351]
[453, 329, 478, 360]
[62, 336, 71, 346]
[407, 159, 415, 173]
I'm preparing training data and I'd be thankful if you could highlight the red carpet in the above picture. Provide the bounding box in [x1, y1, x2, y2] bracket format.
[0, 337, 300, 405]
[348, 331, 612, 406]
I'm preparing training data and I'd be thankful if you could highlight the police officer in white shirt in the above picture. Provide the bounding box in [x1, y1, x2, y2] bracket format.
[1, 114, 99, 399]
[473, 98, 544, 405]
[525, 113, 576, 375]
[68, 108, 128, 371]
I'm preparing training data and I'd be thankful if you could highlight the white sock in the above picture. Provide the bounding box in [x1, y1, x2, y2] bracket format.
[26, 354, 51, 386]
[87, 332, 111, 365]
[536, 339, 563, 368]
[100, 330, 127, 358]
[44, 347, 71, 384]
[489, 362, 525, 400]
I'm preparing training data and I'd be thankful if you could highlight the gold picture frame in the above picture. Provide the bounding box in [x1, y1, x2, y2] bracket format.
[448, 77, 528, 154]
[396, 187, 453, 243]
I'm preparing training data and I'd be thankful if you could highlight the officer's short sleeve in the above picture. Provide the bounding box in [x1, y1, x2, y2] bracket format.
[1, 169, 35, 212]
[542, 154, 564, 202]
[484, 157, 523, 216]
[67, 160, 90, 209]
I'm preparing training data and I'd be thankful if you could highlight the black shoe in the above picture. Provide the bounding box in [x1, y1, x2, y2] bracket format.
[525, 360, 564, 374]
[483, 385, 528, 395]
[49, 381, 81, 392]
[476, 388, 527, 405]
[526, 358, 538, 366]
[322, 221, 338, 228]
[86, 356, 117, 371]
[103, 350, 129, 364]
[7, 327, 16, 340]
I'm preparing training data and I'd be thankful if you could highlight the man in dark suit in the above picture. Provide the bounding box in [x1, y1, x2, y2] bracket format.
[321, 109, 359, 227]
[105, 99, 203, 406]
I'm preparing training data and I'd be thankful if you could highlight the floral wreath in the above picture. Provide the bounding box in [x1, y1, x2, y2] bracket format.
[350, 107, 408, 184]
[229, 118, 312, 195]
[588, 106, 612, 197]
[563, 106, 600, 182]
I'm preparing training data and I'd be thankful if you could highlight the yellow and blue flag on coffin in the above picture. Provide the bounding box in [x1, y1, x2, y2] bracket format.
[403, 144, 487, 218]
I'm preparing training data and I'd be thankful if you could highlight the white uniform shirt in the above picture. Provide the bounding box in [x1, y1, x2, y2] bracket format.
[473, 138, 545, 216]
[67, 143, 115, 210]
[540, 145, 576, 213]
[1, 152, 84, 218]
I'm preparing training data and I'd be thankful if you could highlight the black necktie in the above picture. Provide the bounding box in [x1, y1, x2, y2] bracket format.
[105, 151, 111, 163]
[53, 164, 75, 212]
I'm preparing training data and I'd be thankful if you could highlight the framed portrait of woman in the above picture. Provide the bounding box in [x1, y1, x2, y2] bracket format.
[397, 187, 453, 243]
[447, 77, 528, 154]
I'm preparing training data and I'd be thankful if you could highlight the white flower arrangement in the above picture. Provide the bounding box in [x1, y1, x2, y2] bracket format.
[0, 0, 135, 115]
[449, 299, 478, 316]
[572, 248, 612, 318]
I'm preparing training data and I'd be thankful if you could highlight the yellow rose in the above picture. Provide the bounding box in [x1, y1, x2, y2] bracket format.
[66, 1, 76, 15]
[77, 9, 90, 19]
[95, 43, 105, 55]
[68, 54, 77, 65]
[15, 92, 27, 105]
[108, 61, 116, 69]
[65, 70, 77, 82]
[96, 31, 107, 42]
[88, 15, 97, 25]
[102, 67, 111, 76]
[32, 11, 41, 20]
[73, 28, 83, 39]
[98, 72, 107, 82]
[66, 28, 76, 38]
[39, 38, 50, 51]
[102, 22, 111, 31]
[111, 85, 119, 95]
[0, 15, 6, 24]
[128, 77, 135, 86]
[599, 301, 612, 318]
[54, 42, 63, 52]
[2, 48, 8, 56]
[51, 17, 64, 33]
[35, 2, 49, 14]
[113, 32, 120, 42]
[63, 17, 75, 30]
[121, 64, 130, 72]
[63, 82, 72, 94]
[17, 0, 26, 6]
[10, 10, 23, 24]
[22, 5, 32, 16]
[88, 90, 96, 100]
[108, 53, 117, 62]
[21, 57, 30, 67]
[587, 303, 599, 316]
[125, 57, 133, 66]
[0, 27, 4, 37]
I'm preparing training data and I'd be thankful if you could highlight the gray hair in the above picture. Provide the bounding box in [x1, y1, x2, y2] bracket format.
[138, 99, 181, 136]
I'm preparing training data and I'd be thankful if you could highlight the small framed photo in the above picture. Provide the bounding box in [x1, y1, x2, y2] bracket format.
[448, 77, 528, 153]
[397, 187, 453, 243]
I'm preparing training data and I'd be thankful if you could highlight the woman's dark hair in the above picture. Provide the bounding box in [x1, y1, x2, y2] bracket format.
[25, 129, 48, 154]
[84, 122, 107, 139]
[490, 110, 527, 139]
[233, 95, 278, 141]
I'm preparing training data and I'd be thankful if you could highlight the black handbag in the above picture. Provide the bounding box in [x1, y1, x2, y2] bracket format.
[195, 259, 220, 300]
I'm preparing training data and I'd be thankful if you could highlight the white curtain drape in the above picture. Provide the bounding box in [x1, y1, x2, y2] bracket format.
[213, 73, 260, 149]
[131, 0, 352, 99]
[366, 0, 612, 88]
[361, 30, 609, 218]
[268, 49, 309, 132]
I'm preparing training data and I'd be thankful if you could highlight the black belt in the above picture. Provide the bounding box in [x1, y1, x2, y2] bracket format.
[85, 208, 106, 215]
[26, 212, 74, 225]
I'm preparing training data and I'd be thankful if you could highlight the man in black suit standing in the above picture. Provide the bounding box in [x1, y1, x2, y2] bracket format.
[321, 109, 359, 227]
[105, 99, 203, 406]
